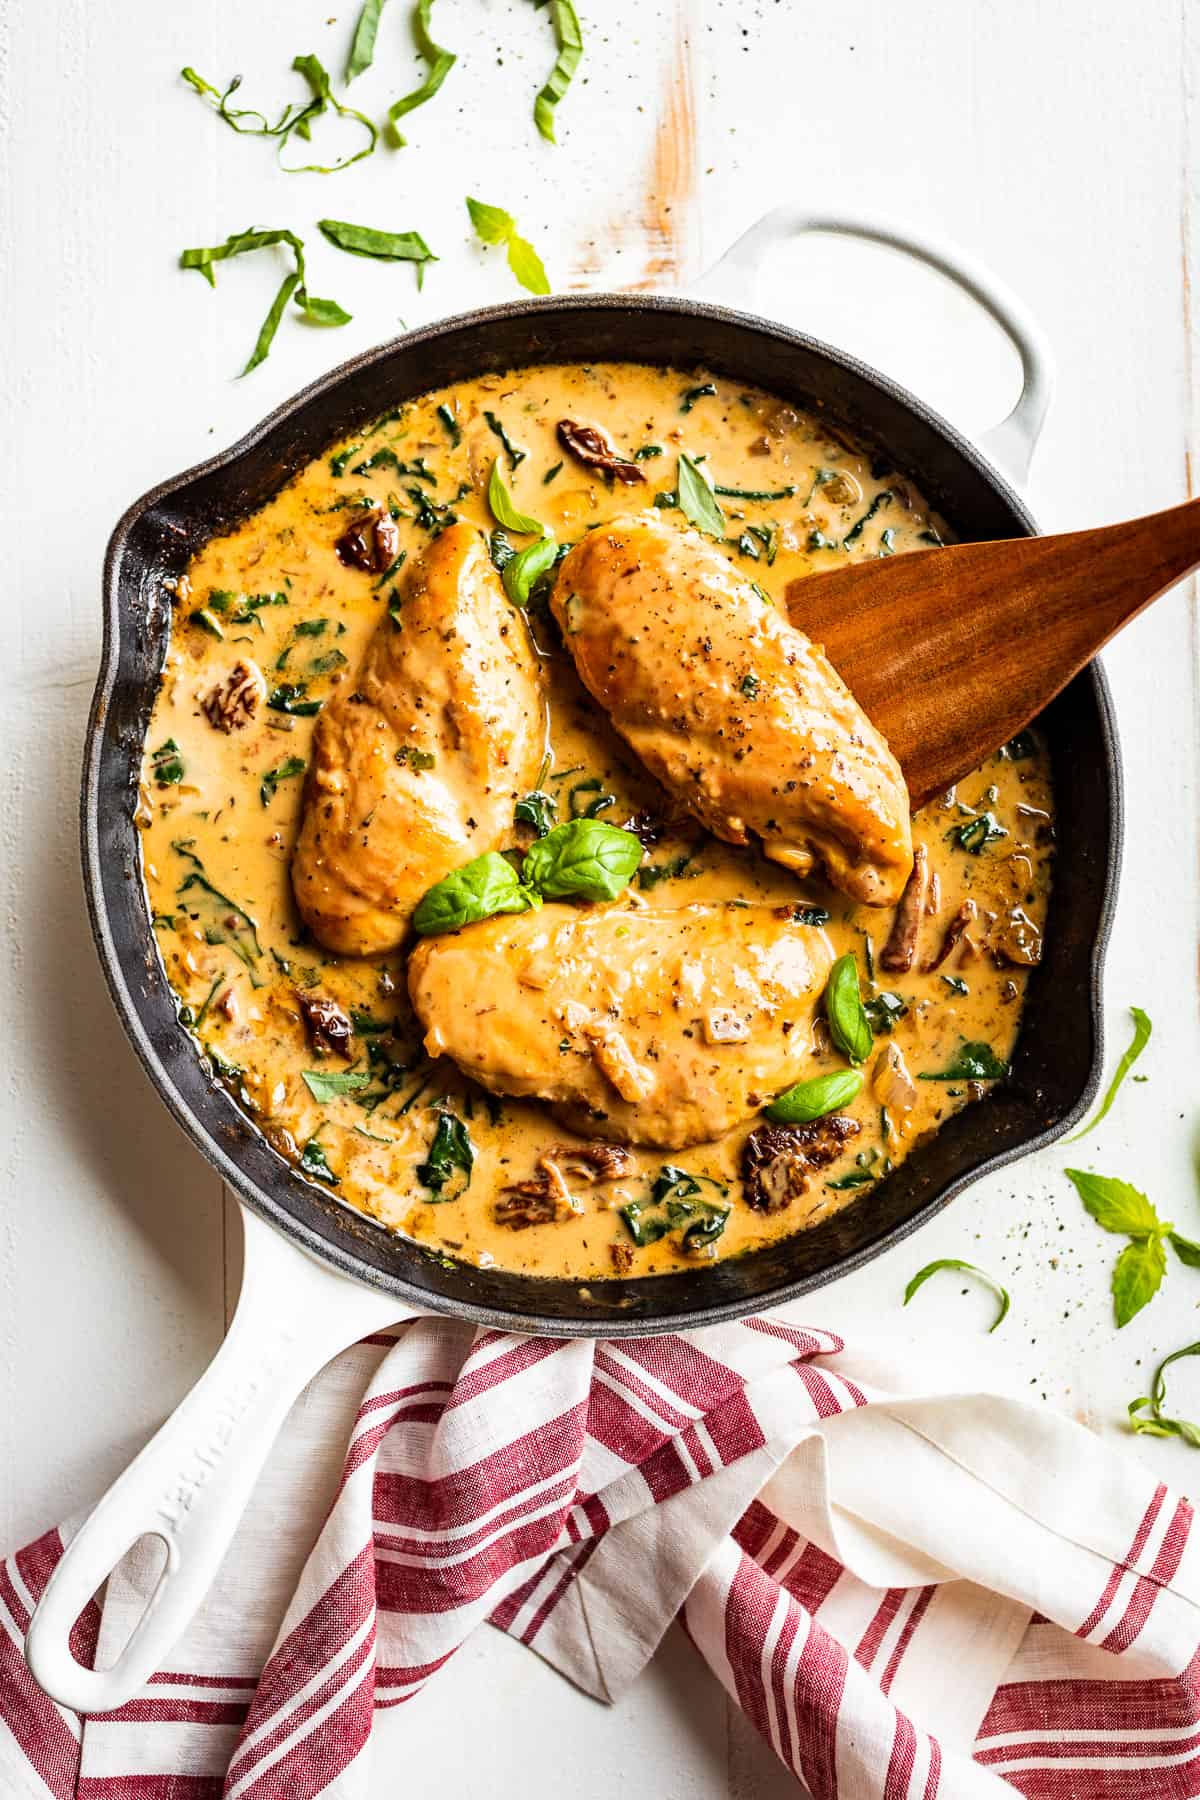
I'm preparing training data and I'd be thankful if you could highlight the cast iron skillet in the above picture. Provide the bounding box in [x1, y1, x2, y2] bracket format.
[83, 291, 1121, 1337]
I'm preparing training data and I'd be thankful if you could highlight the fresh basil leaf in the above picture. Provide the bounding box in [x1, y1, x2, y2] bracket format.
[302, 1069, 372, 1102]
[1170, 1233, 1200, 1268]
[260, 756, 306, 806]
[417, 1109, 474, 1198]
[919, 1041, 1009, 1081]
[532, 0, 584, 143]
[1064, 1168, 1162, 1238]
[466, 197, 514, 244]
[299, 293, 353, 327]
[676, 452, 725, 537]
[765, 1068, 864, 1125]
[386, 0, 456, 145]
[346, 0, 387, 80]
[1128, 1340, 1200, 1446]
[824, 954, 873, 1066]
[904, 1258, 1010, 1333]
[488, 460, 544, 535]
[1113, 1234, 1167, 1328]
[318, 218, 438, 288]
[522, 818, 643, 903]
[1065, 1006, 1152, 1142]
[504, 533, 559, 607]
[465, 198, 551, 295]
[506, 233, 551, 296]
[411, 851, 540, 937]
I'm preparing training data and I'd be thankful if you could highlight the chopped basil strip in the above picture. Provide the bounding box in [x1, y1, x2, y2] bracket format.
[514, 790, 557, 836]
[466, 196, 550, 296]
[484, 410, 526, 468]
[1129, 1341, 1200, 1447]
[903, 1259, 1010, 1332]
[1065, 1006, 1152, 1142]
[386, 0, 456, 146]
[679, 382, 717, 413]
[318, 218, 438, 288]
[151, 739, 185, 786]
[620, 1165, 729, 1251]
[532, 0, 584, 143]
[765, 1068, 864, 1125]
[300, 1138, 339, 1183]
[260, 756, 306, 806]
[345, 0, 387, 80]
[180, 226, 349, 374]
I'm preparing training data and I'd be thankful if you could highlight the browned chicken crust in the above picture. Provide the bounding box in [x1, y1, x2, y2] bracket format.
[292, 524, 545, 956]
[408, 901, 834, 1149]
[552, 514, 914, 907]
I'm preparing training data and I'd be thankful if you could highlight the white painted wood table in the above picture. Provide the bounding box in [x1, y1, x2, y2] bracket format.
[2, 0, 1198, 1790]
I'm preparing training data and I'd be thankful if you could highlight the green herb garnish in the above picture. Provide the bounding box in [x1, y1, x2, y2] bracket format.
[412, 852, 540, 937]
[299, 1138, 339, 1184]
[345, 0, 387, 81]
[386, 0, 456, 145]
[268, 683, 323, 717]
[950, 812, 1008, 854]
[172, 842, 262, 978]
[436, 402, 461, 445]
[417, 1110, 474, 1198]
[676, 453, 725, 537]
[504, 534, 559, 607]
[919, 1041, 1008, 1081]
[318, 218, 438, 288]
[151, 739, 185, 786]
[484, 410, 526, 468]
[180, 226, 350, 375]
[904, 1258, 1010, 1332]
[765, 1068, 864, 1125]
[620, 1165, 729, 1251]
[679, 382, 717, 414]
[515, 790, 557, 836]
[487, 459, 545, 536]
[864, 991, 907, 1035]
[532, 0, 584, 142]
[1129, 1341, 1200, 1446]
[182, 54, 377, 173]
[713, 483, 795, 501]
[1065, 1167, 1199, 1328]
[1065, 1007, 1152, 1142]
[843, 489, 893, 547]
[260, 756, 306, 807]
[521, 818, 642, 903]
[824, 954, 873, 1066]
[302, 1069, 373, 1102]
[466, 196, 550, 296]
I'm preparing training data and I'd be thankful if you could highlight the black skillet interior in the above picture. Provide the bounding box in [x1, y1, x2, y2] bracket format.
[84, 295, 1122, 1336]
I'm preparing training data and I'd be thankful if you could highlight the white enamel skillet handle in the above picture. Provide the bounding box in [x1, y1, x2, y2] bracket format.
[690, 207, 1055, 487]
[25, 1208, 405, 1714]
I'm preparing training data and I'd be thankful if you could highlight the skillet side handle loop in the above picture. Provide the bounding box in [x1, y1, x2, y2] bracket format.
[24, 1209, 406, 1717]
[690, 207, 1055, 488]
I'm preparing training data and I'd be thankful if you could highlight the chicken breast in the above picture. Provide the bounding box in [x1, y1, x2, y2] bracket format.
[552, 513, 913, 906]
[292, 524, 545, 956]
[408, 901, 833, 1148]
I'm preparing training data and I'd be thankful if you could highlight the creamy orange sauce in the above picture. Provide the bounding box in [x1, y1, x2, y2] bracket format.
[140, 362, 1053, 1279]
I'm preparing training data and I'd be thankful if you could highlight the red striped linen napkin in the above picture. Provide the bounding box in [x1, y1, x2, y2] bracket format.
[5, 1311, 1200, 1799]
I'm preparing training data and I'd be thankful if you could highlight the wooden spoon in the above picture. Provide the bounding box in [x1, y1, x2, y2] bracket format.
[785, 496, 1200, 809]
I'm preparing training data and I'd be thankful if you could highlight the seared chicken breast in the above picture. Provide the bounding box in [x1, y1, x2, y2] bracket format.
[408, 902, 834, 1148]
[552, 514, 913, 906]
[292, 524, 545, 956]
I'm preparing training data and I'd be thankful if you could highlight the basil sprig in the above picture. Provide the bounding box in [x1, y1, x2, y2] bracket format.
[1129, 1341, 1200, 1447]
[413, 819, 644, 937]
[904, 1258, 1011, 1332]
[1065, 1167, 1200, 1327]
[411, 851, 539, 937]
[486, 461, 559, 603]
[522, 819, 643, 902]
[466, 197, 550, 296]
[1065, 1005, 1152, 1142]
[765, 1068, 864, 1125]
[824, 954, 873, 1066]
[180, 227, 350, 375]
[318, 218, 438, 288]
[386, 0, 457, 145]
[533, 0, 584, 143]
[676, 453, 725, 537]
